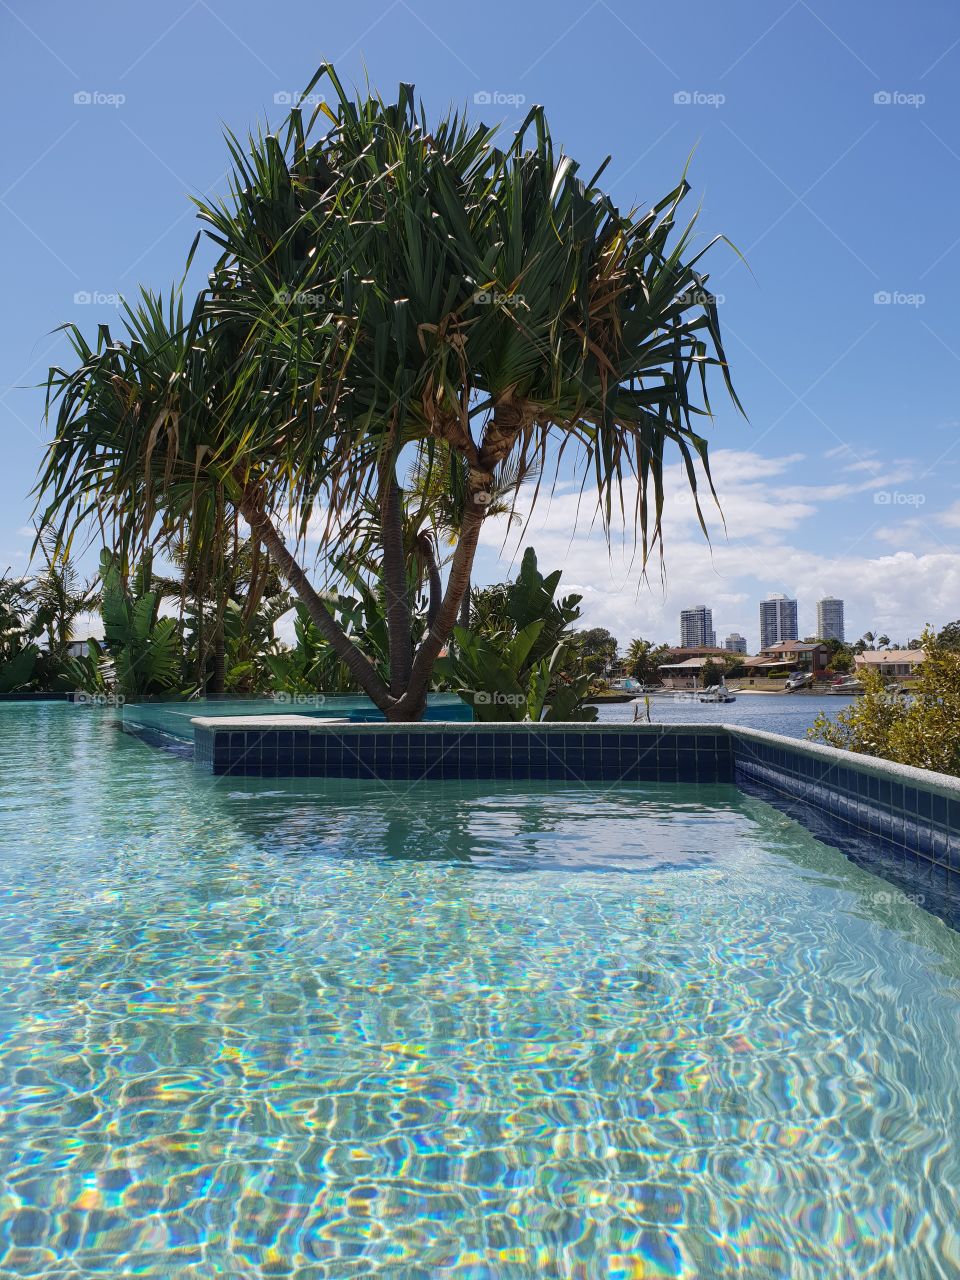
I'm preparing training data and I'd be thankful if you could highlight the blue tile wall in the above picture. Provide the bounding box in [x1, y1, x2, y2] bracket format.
[193, 723, 735, 784]
[732, 732, 960, 898]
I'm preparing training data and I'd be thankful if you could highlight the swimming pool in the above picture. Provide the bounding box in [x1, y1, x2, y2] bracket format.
[2, 703, 959, 1277]
[121, 693, 472, 745]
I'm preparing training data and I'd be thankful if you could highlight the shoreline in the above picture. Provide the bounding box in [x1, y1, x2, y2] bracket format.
[733, 687, 837, 696]
[642, 687, 842, 698]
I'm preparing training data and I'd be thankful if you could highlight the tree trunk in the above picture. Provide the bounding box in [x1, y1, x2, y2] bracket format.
[422, 538, 443, 630]
[210, 487, 227, 697]
[211, 622, 226, 695]
[239, 491, 393, 711]
[195, 592, 206, 692]
[391, 403, 522, 719]
[242, 540, 264, 626]
[393, 507, 485, 719]
[238, 401, 523, 723]
[380, 466, 413, 696]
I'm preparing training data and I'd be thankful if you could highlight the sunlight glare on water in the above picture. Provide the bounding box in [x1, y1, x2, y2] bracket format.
[0, 705, 958, 1278]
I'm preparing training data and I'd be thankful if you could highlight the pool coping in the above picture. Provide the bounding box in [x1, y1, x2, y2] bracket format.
[727, 724, 960, 800]
[191, 715, 351, 729]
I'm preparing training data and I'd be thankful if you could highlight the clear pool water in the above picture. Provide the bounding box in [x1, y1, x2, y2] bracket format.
[1, 704, 959, 1278]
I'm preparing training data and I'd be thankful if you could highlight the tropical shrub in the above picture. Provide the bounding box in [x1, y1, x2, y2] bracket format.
[809, 631, 960, 776]
[98, 551, 182, 697]
[436, 548, 597, 721]
[0, 574, 40, 693]
[466, 550, 584, 667]
[438, 622, 597, 723]
[700, 657, 723, 687]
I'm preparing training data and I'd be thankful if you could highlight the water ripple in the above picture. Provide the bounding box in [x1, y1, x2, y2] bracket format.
[0, 706, 958, 1277]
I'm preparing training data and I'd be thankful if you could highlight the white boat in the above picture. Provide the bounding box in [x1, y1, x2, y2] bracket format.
[827, 678, 864, 696]
[697, 687, 736, 703]
[784, 671, 813, 692]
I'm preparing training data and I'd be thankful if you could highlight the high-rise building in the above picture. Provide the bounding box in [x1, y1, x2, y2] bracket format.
[817, 597, 845, 643]
[759, 594, 798, 649]
[725, 633, 748, 654]
[680, 606, 716, 648]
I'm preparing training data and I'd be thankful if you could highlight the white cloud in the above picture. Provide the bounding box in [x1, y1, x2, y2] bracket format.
[474, 448, 960, 649]
[168, 447, 956, 656]
[71, 610, 103, 642]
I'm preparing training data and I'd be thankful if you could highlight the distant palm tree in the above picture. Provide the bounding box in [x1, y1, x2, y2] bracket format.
[626, 637, 658, 681]
[31, 535, 99, 664]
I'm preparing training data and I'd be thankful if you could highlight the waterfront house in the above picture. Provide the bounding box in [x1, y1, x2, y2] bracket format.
[855, 649, 925, 679]
[743, 641, 831, 679]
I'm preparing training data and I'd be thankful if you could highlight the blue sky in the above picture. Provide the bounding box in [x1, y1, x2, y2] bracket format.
[2, 0, 959, 650]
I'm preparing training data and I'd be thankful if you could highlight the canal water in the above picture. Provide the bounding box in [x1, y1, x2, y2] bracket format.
[595, 693, 855, 740]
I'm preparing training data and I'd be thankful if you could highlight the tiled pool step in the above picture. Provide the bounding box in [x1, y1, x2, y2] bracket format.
[187, 717, 960, 899]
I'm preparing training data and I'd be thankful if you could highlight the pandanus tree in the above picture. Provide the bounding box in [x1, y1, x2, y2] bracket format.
[36, 65, 741, 721]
